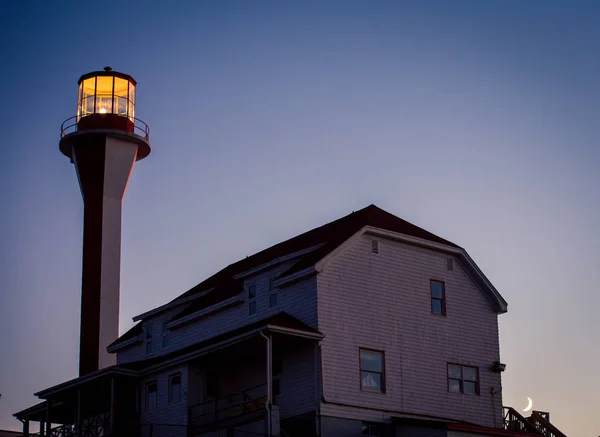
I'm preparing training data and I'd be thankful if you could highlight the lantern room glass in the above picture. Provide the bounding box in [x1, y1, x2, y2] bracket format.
[76, 74, 136, 122]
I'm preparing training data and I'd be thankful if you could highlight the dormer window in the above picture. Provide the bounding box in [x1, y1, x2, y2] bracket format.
[248, 284, 257, 315]
[162, 321, 170, 348]
[268, 276, 278, 308]
[145, 325, 154, 354]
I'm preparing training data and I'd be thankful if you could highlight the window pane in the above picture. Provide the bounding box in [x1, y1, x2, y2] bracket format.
[162, 335, 170, 348]
[360, 350, 383, 372]
[269, 293, 278, 308]
[146, 326, 153, 339]
[463, 367, 477, 381]
[362, 425, 369, 435]
[361, 371, 382, 392]
[249, 301, 257, 315]
[269, 277, 276, 291]
[146, 342, 153, 354]
[248, 284, 256, 299]
[448, 378, 461, 393]
[448, 365, 461, 379]
[170, 375, 182, 402]
[464, 381, 477, 394]
[147, 383, 157, 410]
[431, 281, 444, 298]
[432, 299, 443, 314]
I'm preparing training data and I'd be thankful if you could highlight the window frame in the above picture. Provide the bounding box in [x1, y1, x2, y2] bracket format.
[145, 381, 158, 410]
[145, 325, 154, 354]
[168, 373, 182, 403]
[268, 275, 279, 309]
[430, 279, 446, 316]
[162, 320, 170, 349]
[359, 348, 386, 393]
[447, 363, 480, 395]
[371, 239, 379, 254]
[248, 283, 257, 315]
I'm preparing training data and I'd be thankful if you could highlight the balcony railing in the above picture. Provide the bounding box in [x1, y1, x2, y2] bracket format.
[188, 383, 267, 431]
[30, 412, 111, 437]
[60, 115, 150, 140]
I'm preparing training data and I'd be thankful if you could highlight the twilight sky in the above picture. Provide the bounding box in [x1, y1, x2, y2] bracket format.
[1, 1, 599, 436]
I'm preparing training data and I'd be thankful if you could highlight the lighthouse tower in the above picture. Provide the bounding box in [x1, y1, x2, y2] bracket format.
[59, 67, 151, 376]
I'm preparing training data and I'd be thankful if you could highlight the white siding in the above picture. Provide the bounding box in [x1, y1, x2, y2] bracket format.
[317, 235, 503, 428]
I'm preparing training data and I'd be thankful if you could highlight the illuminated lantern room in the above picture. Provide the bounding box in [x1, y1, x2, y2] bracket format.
[76, 66, 137, 132]
[60, 66, 150, 161]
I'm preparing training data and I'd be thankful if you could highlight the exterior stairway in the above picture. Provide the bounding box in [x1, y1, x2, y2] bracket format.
[503, 407, 568, 437]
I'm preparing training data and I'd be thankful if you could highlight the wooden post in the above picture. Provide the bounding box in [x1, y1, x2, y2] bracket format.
[46, 400, 51, 436]
[76, 389, 81, 437]
[22, 419, 30, 437]
[39, 414, 45, 437]
[110, 376, 116, 436]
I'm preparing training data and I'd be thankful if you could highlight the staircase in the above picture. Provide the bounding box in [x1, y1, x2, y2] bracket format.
[503, 407, 568, 437]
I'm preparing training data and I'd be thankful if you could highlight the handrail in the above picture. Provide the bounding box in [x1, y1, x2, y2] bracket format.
[503, 407, 540, 435]
[529, 411, 567, 437]
[60, 115, 150, 140]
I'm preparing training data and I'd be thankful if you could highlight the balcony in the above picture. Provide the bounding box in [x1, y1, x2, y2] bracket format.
[188, 383, 268, 435]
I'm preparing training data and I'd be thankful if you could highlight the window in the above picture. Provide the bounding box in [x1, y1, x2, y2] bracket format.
[359, 349, 385, 393]
[273, 359, 282, 396]
[448, 364, 479, 394]
[169, 373, 182, 403]
[371, 240, 379, 254]
[145, 326, 154, 354]
[431, 280, 446, 315]
[447, 258, 454, 271]
[361, 422, 381, 436]
[162, 321, 170, 348]
[145, 381, 157, 410]
[248, 284, 257, 315]
[268, 276, 278, 308]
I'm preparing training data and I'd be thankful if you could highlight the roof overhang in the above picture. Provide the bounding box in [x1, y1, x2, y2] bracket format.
[34, 366, 139, 399]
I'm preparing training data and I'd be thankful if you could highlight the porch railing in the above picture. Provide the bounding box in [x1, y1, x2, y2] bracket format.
[30, 412, 111, 437]
[188, 383, 267, 429]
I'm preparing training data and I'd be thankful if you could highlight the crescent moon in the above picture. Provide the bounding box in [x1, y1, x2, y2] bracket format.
[522, 396, 533, 413]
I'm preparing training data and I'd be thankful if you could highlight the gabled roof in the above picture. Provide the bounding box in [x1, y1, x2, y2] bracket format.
[114, 204, 505, 348]
[172, 204, 459, 304]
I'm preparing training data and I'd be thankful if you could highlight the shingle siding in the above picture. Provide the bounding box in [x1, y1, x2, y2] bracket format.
[317, 235, 503, 428]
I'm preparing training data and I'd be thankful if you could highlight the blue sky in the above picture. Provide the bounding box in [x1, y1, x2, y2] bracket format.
[1, 1, 599, 436]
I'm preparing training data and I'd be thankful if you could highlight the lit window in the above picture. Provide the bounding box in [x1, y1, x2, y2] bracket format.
[169, 373, 182, 403]
[146, 382, 157, 410]
[360, 349, 385, 393]
[248, 284, 257, 315]
[361, 422, 381, 436]
[448, 364, 479, 394]
[268, 276, 278, 309]
[431, 280, 446, 315]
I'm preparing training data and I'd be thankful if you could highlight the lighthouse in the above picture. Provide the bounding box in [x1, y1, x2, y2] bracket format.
[59, 67, 151, 376]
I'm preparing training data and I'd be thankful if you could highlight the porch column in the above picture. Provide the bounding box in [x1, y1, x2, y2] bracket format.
[22, 419, 29, 437]
[76, 389, 81, 437]
[39, 414, 45, 437]
[45, 400, 52, 436]
[110, 376, 116, 435]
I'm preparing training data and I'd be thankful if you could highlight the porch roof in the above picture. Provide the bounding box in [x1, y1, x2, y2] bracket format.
[121, 311, 323, 372]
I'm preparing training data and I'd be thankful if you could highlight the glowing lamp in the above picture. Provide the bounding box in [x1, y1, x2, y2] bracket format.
[60, 66, 150, 161]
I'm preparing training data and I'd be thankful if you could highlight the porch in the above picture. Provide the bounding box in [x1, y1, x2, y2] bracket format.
[14, 367, 139, 437]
